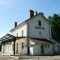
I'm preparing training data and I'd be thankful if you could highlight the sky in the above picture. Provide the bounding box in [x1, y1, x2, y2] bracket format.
[0, 0, 60, 37]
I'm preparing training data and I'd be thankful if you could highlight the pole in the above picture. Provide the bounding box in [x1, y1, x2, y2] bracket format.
[13, 38, 16, 55]
[37, 45, 39, 60]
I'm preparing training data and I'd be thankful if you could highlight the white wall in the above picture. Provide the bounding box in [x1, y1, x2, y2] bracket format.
[54, 43, 60, 54]
[30, 44, 53, 55]
[44, 44, 53, 55]
[15, 38, 28, 55]
[1, 45, 4, 53]
[33, 45, 41, 55]
[11, 15, 51, 40]
[12, 24, 27, 37]
[30, 45, 41, 55]
[27, 15, 51, 40]
[30, 46, 33, 55]
[2, 43, 13, 54]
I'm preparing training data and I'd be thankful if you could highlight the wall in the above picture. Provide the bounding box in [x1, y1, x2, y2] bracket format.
[12, 24, 28, 37]
[27, 15, 51, 40]
[44, 44, 53, 55]
[30, 44, 54, 55]
[30, 46, 33, 55]
[1, 42, 14, 55]
[15, 38, 28, 55]
[30, 45, 41, 55]
[11, 14, 51, 40]
[54, 43, 60, 54]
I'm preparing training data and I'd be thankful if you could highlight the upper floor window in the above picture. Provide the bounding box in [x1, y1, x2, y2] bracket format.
[38, 21, 41, 26]
[22, 30, 24, 37]
[17, 33, 18, 37]
[39, 31, 41, 35]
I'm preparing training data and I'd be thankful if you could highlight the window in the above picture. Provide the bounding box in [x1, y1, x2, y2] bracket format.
[48, 44, 49, 47]
[38, 21, 41, 26]
[17, 33, 18, 37]
[21, 30, 24, 37]
[21, 42, 24, 49]
[45, 44, 49, 48]
[16, 43, 18, 53]
[39, 31, 41, 35]
[13, 44, 14, 51]
[45, 44, 47, 48]
[57, 45, 59, 47]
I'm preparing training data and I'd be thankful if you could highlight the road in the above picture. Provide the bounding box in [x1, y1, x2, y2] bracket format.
[0, 55, 17, 60]
[0, 54, 60, 60]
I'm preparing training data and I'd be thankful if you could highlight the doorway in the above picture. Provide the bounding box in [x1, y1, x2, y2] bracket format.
[41, 45, 44, 54]
[16, 43, 18, 54]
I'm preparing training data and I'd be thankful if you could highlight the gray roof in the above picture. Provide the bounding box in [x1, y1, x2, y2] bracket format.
[0, 34, 15, 42]
[28, 38, 56, 44]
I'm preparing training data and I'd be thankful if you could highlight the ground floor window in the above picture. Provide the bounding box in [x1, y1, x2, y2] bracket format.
[41, 45, 44, 54]
[16, 43, 18, 53]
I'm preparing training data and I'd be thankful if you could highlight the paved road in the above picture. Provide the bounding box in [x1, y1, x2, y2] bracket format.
[0, 55, 60, 60]
[0, 55, 17, 60]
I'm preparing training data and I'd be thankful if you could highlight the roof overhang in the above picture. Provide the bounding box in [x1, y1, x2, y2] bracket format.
[0, 34, 15, 43]
[28, 38, 56, 44]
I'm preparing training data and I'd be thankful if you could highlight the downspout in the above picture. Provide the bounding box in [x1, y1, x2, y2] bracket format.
[53, 44, 55, 54]
[27, 23, 30, 55]
[27, 23, 29, 37]
[13, 38, 16, 55]
[49, 27, 51, 40]
[3, 44, 5, 53]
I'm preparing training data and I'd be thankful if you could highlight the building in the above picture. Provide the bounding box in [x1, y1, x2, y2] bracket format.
[1, 10, 60, 55]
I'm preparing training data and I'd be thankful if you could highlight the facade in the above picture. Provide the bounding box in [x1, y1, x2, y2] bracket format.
[1, 10, 60, 55]
[1, 41, 13, 54]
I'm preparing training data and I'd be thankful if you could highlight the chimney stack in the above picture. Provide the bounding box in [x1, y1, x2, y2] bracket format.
[30, 10, 34, 18]
[15, 22, 17, 27]
[35, 11, 38, 15]
[40, 12, 44, 16]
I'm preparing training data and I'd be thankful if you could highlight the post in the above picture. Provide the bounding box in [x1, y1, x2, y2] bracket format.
[27, 38, 30, 55]
[13, 38, 16, 55]
[37, 45, 39, 60]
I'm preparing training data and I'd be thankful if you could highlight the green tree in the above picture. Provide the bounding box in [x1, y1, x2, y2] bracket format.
[48, 14, 60, 42]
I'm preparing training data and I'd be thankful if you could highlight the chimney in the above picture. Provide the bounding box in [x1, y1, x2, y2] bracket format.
[15, 22, 17, 27]
[40, 12, 44, 16]
[30, 10, 34, 18]
[35, 11, 38, 15]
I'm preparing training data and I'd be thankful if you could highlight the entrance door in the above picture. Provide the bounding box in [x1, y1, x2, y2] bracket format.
[41, 45, 44, 54]
[16, 43, 18, 54]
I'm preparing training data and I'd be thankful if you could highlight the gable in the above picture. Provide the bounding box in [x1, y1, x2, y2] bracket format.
[26, 14, 50, 27]
[10, 13, 51, 32]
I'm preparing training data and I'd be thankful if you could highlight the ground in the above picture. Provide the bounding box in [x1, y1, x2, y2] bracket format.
[0, 55, 16, 60]
[0, 55, 60, 60]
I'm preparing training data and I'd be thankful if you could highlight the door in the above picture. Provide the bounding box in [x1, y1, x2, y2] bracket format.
[16, 43, 18, 54]
[41, 45, 44, 54]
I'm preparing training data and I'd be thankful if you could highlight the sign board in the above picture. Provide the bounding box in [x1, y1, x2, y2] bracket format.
[35, 26, 45, 29]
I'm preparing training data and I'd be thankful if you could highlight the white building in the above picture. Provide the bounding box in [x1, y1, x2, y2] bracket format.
[1, 10, 60, 55]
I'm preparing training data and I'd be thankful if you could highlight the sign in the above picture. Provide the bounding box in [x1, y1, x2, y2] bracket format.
[35, 26, 45, 29]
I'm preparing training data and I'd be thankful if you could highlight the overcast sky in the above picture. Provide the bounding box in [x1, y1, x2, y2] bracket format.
[0, 0, 60, 37]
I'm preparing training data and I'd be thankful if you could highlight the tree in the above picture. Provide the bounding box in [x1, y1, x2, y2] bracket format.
[48, 14, 60, 42]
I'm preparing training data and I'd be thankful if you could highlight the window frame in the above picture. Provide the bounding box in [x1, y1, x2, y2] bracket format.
[38, 21, 41, 26]
[39, 31, 41, 35]
[21, 30, 24, 37]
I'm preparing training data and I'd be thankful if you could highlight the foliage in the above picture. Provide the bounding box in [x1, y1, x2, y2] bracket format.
[48, 14, 60, 42]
